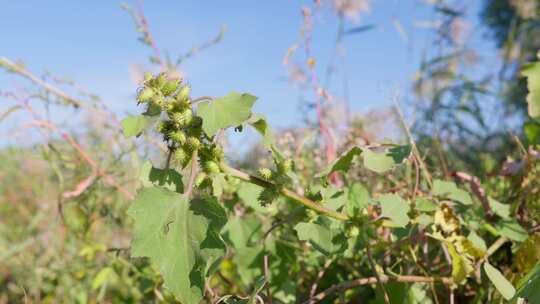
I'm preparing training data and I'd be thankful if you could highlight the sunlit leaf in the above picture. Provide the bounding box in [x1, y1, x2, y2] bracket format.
[198, 92, 257, 137]
[432, 179, 473, 205]
[378, 193, 410, 227]
[139, 161, 184, 193]
[127, 187, 226, 303]
[346, 183, 370, 217]
[317, 146, 362, 180]
[121, 114, 153, 137]
[522, 53, 540, 118]
[484, 262, 515, 300]
[363, 144, 411, 173]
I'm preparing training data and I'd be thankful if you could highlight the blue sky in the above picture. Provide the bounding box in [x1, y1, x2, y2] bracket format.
[0, 0, 491, 146]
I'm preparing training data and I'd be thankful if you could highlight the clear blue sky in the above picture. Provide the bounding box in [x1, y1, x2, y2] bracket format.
[0, 0, 491, 146]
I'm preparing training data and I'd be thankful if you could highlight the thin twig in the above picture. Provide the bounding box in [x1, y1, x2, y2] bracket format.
[452, 171, 495, 220]
[365, 236, 390, 304]
[308, 259, 334, 304]
[185, 150, 199, 197]
[264, 255, 272, 304]
[28, 120, 134, 200]
[221, 163, 348, 221]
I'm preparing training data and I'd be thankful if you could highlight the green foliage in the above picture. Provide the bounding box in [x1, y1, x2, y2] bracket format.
[128, 187, 226, 303]
[378, 193, 410, 227]
[515, 260, 540, 302]
[121, 115, 154, 137]
[522, 52, 540, 118]
[2, 5, 540, 302]
[483, 262, 515, 300]
[432, 179, 473, 205]
[362, 144, 411, 173]
[197, 92, 257, 137]
[317, 146, 362, 180]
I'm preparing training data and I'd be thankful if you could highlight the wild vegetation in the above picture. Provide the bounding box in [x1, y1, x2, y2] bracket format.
[1, 1, 539, 303]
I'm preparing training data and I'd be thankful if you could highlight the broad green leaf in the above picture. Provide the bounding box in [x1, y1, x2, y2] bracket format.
[363, 145, 410, 173]
[321, 187, 346, 211]
[379, 193, 410, 227]
[415, 214, 433, 228]
[432, 179, 473, 205]
[248, 113, 273, 148]
[514, 260, 540, 302]
[198, 92, 257, 137]
[317, 146, 362, 180]
[525, 121, 540, 145]
[468, 230, 487, 252]
[496, 220, 528, 242]
[522, 54, 540, 118]
[346, 183, 370, 217]
[483, 262, 515, 300]
[128, 187, 226, 303]
[140, 161, 184, 193]
[488, 198, 510, 219]
[363, 148, 393, 173]
[121, 115, 153, 137]
[224, 216, 264, 284]
[294, 222, 343, 256]
[237, 182, 265, 212]
[415, 197, 438, 212]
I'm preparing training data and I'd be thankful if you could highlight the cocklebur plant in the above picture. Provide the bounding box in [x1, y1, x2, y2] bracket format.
[122, 72, 536, 304]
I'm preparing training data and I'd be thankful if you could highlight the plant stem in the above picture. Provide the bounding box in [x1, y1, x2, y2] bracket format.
[221, 163, 349, 221]
[364, 234, 390, 304]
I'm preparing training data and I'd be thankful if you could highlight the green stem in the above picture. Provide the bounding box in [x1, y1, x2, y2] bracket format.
[221, 163, 349, 221]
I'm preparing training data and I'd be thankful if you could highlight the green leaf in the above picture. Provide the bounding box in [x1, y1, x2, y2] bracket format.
[483, 262, 516, 300]
[488, 198, 510, 219]
[248, 113, 273, 148]
[92, 267, 116, 290]
[237, 182, 265, 212]
[415, 197, 438, 212]
[140, 161, 184, 193]
[363, 145, 411, 173]
[294, 222, 343, 256]
[224, 216, 264, 284]
[379, 193, 410, 228]
[121, 115, 153, 137]
[467, 230, 487, 252]
[432, 179, 473, 205]
[317, 147, 362, 180]
[524, 121, 540, 145]
[198, 92, 257, 137]
[522, 55, 540, 118]
[321, 187, 346, 211]
[127, 187, 226, 303]
[514, 260, 540, 302]
[496, 220, 528, 242]
[346, 183, 370, 217]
